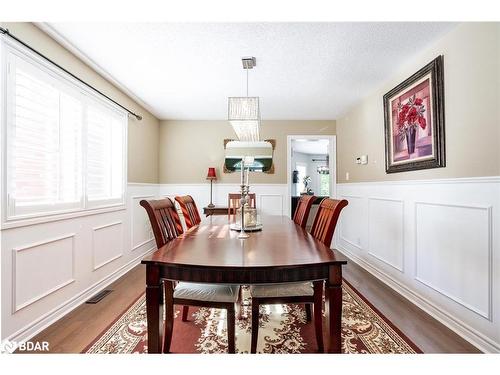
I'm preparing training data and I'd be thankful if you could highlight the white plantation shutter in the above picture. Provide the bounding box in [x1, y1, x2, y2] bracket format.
[4, 42, 126, 220]
[8, 56, 83, 216]
[86, 101, 125, 206]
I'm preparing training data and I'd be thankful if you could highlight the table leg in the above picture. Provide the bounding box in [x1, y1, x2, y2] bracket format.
[325, 265, 343, 353]
[162, 280, 175, 353]
[146, 264, 161, 353]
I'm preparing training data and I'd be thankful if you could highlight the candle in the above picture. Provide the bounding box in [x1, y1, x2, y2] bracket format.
[245, 167, 249, 186]
[240, 159, 244, 185]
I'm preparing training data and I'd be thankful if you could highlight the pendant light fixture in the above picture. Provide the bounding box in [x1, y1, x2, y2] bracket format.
[316, 155, 330, 174]
[228, 57, 260, 142]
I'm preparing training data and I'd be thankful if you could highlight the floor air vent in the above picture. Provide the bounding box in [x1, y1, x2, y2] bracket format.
[86, 289, 113, 304]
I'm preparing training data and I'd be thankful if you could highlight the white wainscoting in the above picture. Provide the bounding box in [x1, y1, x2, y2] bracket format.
[1, 183, 160, 342]
[13, 234, 75, 313]
[159, 183, 289, 218]
[92, 221, 124, 271]
[335, 176, 500, 353]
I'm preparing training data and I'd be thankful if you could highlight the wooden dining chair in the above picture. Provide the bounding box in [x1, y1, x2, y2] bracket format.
[174, 195, 202, 229]
[228, 193, 256, 221]
[140, 198, 240, 353]
[249, 198, 349, 353]
[293, 195, 316, 228]
[140, 197, 184, 247]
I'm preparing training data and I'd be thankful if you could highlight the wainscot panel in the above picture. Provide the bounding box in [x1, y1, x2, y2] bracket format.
[1, 183, 160, 342]
[335, 177, 500, 353]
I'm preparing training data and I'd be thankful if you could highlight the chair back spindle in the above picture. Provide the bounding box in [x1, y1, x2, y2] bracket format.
[140, 198, 184, 249]
[175, 195, 202, 229]
[293, 195, 316, 228]
[310, 198, 348, 247]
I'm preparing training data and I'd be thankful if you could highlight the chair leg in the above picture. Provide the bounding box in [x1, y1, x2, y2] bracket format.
[251, 299, 260, 353]
[236, 287, 243, 320]
[158, 280, 164, 305]
[313, 281, 324, 353]
[162, 281, 175, 353]
[182, 305, 189, 322]
[305, 303, 312, 322]
[227, 305, 236, 354]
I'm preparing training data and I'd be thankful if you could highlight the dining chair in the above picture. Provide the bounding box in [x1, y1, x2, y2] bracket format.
[174, 195, 202, 229]
[140, 198, 240, 353]
[228, 193, 256, 221]
[249, 198, 349, 353]
[293, 195, 316, 228]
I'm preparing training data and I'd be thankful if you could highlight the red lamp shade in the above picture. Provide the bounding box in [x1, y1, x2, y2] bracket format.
[206, 167, 217, 180]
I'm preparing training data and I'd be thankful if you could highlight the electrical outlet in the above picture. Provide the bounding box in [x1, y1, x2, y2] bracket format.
[345, 172, 350, 181]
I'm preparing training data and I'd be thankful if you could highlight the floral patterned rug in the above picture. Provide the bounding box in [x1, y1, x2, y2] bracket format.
[84, 280, 421, 354]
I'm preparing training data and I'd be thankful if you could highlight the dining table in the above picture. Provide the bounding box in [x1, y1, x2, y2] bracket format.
[141, 215, 348, 353]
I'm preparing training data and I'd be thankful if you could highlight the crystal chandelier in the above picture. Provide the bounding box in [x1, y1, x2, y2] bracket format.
[228, 57, 260, 142]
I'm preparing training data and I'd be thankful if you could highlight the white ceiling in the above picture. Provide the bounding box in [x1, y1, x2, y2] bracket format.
[43, 22, 456, 120]
[292, 139, 329, 155]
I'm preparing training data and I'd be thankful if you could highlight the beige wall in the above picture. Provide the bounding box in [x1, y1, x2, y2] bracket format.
[1, 22, 161, 183]
[337, 23, 500, 183]
[159, 120, 336, 184]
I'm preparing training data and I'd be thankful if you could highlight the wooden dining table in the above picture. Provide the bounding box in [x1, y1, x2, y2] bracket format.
[141, 215, 348, 353]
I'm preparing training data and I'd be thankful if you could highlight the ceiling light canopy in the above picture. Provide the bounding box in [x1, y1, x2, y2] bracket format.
[228, 57, 260, 142]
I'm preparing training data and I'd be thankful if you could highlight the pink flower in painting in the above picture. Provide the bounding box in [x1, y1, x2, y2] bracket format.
[418, 116, 426, 130]
[396, 94, 426, 140]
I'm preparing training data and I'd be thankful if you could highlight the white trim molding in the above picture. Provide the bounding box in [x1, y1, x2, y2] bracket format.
[92, 221, 124, 271]
[130, 194, 155, 251]
[338, 246, 500, 353]
[286, 135, 337, 218]
[12, 233, 76, 313]
[6, 247, 155, 344]
[337, 176, 500, 353]
[367, 197, 405, 272]
[1, 183, 160, 342]
[414, 202, 493, 321]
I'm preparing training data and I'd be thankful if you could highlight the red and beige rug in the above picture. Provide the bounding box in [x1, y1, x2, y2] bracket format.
[84, 280, 421, 354]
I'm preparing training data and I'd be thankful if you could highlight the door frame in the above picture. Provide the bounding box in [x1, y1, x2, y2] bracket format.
[286, 135, 337, 218]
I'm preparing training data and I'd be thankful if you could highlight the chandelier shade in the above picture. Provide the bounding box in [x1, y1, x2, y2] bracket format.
[228, 97, 260, 142]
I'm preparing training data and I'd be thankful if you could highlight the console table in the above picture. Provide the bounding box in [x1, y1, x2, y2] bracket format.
[203, 206, 228, 216]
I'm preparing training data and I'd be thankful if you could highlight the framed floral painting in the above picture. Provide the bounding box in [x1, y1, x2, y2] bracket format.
[383, 56, 445, 173]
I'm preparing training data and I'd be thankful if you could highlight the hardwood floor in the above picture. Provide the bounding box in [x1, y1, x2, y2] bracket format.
[23, 257, 480, 353]
[343, 259, 480, 353]
[21, 265, 146, 354]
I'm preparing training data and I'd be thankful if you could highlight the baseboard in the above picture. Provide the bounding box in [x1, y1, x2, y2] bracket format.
[6, 247, 156, 343]
[337, 245, 500, 353]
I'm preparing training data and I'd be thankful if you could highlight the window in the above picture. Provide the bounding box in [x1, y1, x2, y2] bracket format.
[2, 40, 127, 221]
[319, 174, 330, 196]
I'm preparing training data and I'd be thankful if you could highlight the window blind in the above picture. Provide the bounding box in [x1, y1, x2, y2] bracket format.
[4, 42, 126, 220]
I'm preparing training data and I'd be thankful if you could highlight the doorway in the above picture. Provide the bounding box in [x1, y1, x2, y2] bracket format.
[286, 135, 337, 222]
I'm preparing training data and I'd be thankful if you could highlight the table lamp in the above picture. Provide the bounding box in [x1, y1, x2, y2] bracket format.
[206, 167, 217, 208]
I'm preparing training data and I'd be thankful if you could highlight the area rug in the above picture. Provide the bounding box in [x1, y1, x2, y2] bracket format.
[84, 280, 421, 354]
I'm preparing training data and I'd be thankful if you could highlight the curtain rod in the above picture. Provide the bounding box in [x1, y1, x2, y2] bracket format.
[0, 27, 143, 121]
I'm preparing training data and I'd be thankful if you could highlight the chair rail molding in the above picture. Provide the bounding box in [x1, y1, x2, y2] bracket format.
[336, 176, 500, 353]
[1, 183, 160, 343]
[130, 194, 155, 251]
